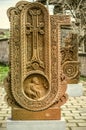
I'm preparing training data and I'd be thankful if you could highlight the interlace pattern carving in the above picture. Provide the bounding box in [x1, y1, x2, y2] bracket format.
[4, 1, 69, 111]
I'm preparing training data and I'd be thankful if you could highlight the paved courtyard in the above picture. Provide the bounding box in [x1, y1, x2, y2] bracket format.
[0, 81, 86, 130]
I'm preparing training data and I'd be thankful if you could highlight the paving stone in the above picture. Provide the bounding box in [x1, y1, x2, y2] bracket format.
[7, 111, 11, 114]
[0, 111, 7, 114]
[1, 122, 6, 128]
[71, 111, 82, 113]
[0, 117, 4, 120]
[64, 113, 80, 116]
[62, 111, 72, 113]
[0, 106, 8, 109]
[78, 123, 86, 126]
[81, 105, 86, 108]
[1, 108, 11, 111]
[62, 108, 77, 111]
[64, 117, 74, 120]
[71, 127, 86, 130]
[74, 116, 86, 119]
[0, 121, 6, 123]
[68, 120, 85, 123]
[66, 123, 77, 127]
[0, 114, 9, 117]
[0, 128, 6, 130]
[77, 108, 86, 111]
[66, 127, 71, 130]
[80, 113, 86, 116]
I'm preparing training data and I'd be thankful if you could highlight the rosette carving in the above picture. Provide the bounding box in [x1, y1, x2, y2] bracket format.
[61, 33, 80, 83]
[62, 61, 80, 83]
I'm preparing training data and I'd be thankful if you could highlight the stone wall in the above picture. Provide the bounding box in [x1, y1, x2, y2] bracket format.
[0, 38, 9, 65]
[79, 53, 86, 76]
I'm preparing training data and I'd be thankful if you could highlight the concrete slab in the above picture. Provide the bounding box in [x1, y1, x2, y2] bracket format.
[66, 83, 83, 97]
[7, 118, 66, 130]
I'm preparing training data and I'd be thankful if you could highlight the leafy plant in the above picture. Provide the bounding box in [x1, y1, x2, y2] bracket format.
[0, 65, 9, 84]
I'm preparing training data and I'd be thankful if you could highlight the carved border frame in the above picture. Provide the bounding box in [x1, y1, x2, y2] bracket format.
[6, 3, 70, 111]
[8, 2, 61, 111]
[50, 15, 71, 96]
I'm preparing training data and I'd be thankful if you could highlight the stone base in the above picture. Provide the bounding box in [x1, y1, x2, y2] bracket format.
[12, 107, 61, 120]
[7, 118, 66, 130]
[66, 83, 83, 97]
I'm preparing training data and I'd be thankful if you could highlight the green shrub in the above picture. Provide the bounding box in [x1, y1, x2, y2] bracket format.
[0, 65, 9, 84]
[80, 76, 86, 82]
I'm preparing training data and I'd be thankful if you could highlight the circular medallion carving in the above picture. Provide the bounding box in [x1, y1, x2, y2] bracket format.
[12, 70, 59, 111]
[62, 61, 79, 79]
[23, 73, 49, 100]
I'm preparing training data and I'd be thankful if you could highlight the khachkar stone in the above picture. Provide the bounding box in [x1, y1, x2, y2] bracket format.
[61, 33, 80, 84]
[4, 1, 68, 120]
[50, 14, 79, 84]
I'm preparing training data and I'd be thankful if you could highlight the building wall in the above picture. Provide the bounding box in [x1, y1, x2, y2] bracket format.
[0, 38, 9, 65]
[79, 53, 86, 76]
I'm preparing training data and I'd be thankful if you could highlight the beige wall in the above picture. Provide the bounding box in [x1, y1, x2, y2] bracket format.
[0, 38, 9, 65]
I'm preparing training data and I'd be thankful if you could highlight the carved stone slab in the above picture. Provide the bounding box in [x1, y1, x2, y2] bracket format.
[61, 33, 80, 83]
[6, 1, 51, 111]
[50, 15, 79, 84]
[50, 15, 70, 97]
[4, 1, 68, 113]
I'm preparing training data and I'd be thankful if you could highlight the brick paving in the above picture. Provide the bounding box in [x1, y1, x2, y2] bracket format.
[0, 81, 86, 130]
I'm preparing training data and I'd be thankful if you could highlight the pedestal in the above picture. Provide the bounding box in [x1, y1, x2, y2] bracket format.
[12, 107, 61, 120]
[7, 118, 66, 130]
[66, 83, 83, 97]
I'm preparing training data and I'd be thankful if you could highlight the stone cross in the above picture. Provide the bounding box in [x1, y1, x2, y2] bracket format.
[4, 1, 69, 120]
[26, 9, 44, 68]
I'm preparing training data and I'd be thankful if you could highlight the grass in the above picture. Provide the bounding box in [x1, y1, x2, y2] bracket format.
[80, 76, 86, 82]
[0, 65, 9, 84]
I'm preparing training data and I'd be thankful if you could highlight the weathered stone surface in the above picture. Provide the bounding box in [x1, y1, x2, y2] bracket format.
[4, 1, 68, 120]
[61, 31, 80, 84]
[50, 15, 79, 84]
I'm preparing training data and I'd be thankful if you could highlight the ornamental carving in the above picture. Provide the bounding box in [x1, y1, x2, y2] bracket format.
[4, 1, 68, 113]
[61, 33, 80, 83]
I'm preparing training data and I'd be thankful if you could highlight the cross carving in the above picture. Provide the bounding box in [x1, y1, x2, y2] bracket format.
[26, 9, 44, 69]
